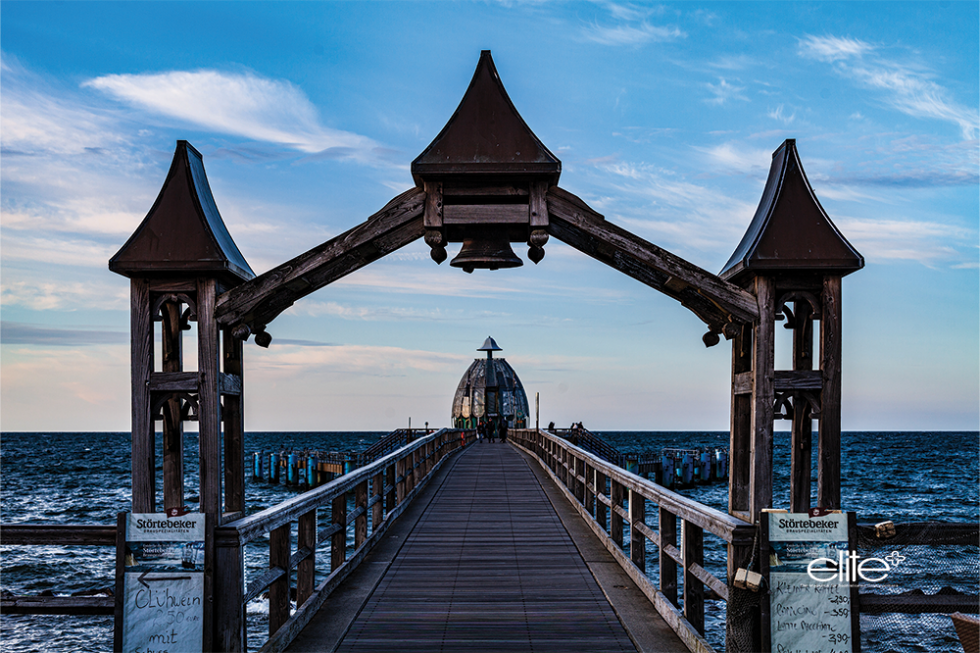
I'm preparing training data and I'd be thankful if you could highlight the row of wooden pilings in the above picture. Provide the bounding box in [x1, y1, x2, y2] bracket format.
[627, 448, 730, 488]
[251, 451, 363, 488]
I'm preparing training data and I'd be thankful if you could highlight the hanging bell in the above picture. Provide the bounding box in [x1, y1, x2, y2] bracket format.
[450, 229, 523, 273]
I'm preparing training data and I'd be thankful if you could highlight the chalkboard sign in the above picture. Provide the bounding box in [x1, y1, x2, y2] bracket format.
[119, 513, 205, 653]
[767, 512, 857, 653]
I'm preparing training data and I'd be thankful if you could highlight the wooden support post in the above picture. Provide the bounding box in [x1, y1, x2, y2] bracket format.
[610, 480, 624, 549]
[818, 275, 843, 509]
[574, 457, 585, 504]
[331, 494, 347, 571]
[595, 471, 608, 531]
[372, 470, 384, 531]
[749, 275, 775, 523]
[386, 464, 396, 512]
[790, 299, 814, 513]
[584, 464, 595, 516]
[297, 509, 316, 608]
[729, 323, 752, 521]
[726, 539, 760, 652]
[214, 539, 245, 652]
[355, 480, 368, 549]
[161, 300, 184, 512]
[131, 279, 155, 513]
[683, 520, 704, 635]
[268, 524, 290, 637]
[197, 278, 222, 518]
[659, 507, 677, 607]
[396, 457, 406, 505]
[629, 490, 646, 572]
[222, 327, 245, 517]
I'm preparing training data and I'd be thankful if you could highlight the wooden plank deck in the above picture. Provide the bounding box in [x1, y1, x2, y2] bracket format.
[338, 442, 636, 652]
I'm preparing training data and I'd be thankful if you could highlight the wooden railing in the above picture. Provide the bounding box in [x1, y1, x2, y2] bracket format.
[0, 524, 118, 615]
[215, 428, 470, 652]
[510, 428, 756, 653]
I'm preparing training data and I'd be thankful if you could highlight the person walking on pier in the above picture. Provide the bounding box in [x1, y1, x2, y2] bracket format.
[499, 419, 508, 443]
[477, 418, 486, 443]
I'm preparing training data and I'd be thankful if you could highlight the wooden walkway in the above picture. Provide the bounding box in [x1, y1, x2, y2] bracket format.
[337, 442, 635, 651]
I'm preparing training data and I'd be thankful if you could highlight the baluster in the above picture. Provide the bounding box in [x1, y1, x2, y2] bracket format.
[297, 509, 316, 608]
[660, 507, 678, 607]
[610, 480, 624, 548]
[269, 523, 290, 636]
[396, 456, 407, 504]
[585, 463, 595, 515]
[630, 490, 645, 571]
[331, 493, 347, 571]
[683, 520, 704, 634]
[372, 470, 384, 532]
[386, 463, 396, 512]
[595, 471, 608, 531]
[355, 480, 368, 549]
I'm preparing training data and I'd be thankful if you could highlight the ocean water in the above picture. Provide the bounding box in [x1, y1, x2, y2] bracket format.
[1, 431, 977, 652]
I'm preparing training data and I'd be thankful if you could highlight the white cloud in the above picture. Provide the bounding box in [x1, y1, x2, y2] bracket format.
[798, 35, 874, 62]
[767, 104, 796, 124]
[84, 70, 382, 158]
[249, 343, 469, 377]
[798, 35, 979, 140]
[836, 216, 971, 264]
[582, 3, 684, 46]
[704, 78, 748, 106]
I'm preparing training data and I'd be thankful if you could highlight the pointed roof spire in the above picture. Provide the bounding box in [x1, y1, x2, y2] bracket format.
[412, 51, 561, 186]
[720, 139, 863, 283]
[478, 336, 502, 353]
[109, 141, 254, 285]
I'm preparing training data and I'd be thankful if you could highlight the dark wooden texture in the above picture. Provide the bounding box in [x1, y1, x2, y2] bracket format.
[660, 508, 678, 607]
[630, 490, 646, 572]
[214, 188, 425, 332]
[790, 300, 815, 512]
[336, 444, 637, 653]
[683, 522, 705, 634]
[197, 277, 222, 517]
[161, 300, 184, 512]
[297, 510, 316, 608]
[729, 323, 752, 520]
[546, 186, 759, 329]
[223, 328, 245, 515]
[131, 278, 155, 512]
[269, 524, 291, 637]
[818, 275, 843, 509]
[750, 275, 775, 523]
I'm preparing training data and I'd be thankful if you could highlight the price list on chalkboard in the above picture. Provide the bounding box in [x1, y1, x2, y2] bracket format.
[767, 512, 855, 653]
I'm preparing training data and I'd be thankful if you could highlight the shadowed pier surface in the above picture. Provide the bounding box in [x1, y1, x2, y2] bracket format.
[336, 443, 638, 652]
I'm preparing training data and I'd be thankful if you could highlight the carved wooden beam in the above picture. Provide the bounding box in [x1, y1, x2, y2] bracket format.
[215, 187, 426, 335]
[546, 186, 760, 328]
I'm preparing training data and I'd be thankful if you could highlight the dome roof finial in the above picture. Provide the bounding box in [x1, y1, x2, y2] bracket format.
[477, 336, 502, 353]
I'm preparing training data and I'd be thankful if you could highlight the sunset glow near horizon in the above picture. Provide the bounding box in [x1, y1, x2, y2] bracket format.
[1, 2, 977, 432]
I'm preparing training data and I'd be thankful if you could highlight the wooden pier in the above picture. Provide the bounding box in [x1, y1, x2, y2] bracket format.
[289, 442, 684, 652]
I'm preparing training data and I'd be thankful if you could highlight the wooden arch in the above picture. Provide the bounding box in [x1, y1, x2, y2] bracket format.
[213, 184, 758, 340]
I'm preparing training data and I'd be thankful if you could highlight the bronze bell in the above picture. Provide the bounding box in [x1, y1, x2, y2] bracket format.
[450, 229, 523, 273]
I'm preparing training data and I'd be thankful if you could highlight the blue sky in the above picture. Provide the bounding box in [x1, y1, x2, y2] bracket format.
[1, 1, 977, 432]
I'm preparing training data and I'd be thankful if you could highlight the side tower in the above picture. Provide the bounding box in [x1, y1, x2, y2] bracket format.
[109, 140, 254, 650]
[722, 139, 863, 524]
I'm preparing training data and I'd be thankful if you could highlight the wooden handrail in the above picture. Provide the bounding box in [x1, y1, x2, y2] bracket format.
[509, 427, 750, 653]
[223, 427, 469, 653]
[0, 524, 116, 546]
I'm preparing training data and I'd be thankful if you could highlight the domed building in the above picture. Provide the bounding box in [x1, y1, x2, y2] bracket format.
[452, 337, 529, 429]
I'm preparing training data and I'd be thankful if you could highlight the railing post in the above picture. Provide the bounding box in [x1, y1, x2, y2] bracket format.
[629, 490, 646, 572]
[331, 494, 347, 571]
[610, 480, 624, 548]
[372, 470, 384, 531]
[355, 480, 368, 549]
[659, 507, 678, 607]
[574, 456, 585, 504]
[386, 463, 397, 512]
[396, 456, 407, 504]
[297, 509, 316, 608]
[584, 463, 595, 516]
[269, 523, 290, 637]
[595, 471, 608, 531]
[683, 520, 704, 634]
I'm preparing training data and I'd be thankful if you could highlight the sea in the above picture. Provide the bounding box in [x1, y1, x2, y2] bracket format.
[1, 430, 977, 653]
